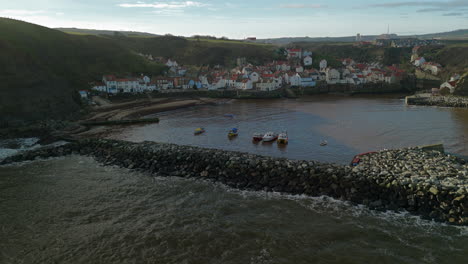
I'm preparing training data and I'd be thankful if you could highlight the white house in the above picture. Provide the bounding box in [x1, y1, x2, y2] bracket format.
[242, 66, 253, 74]
[199, 75, 210, 88]
[303, 56, 313, 66]
[213, 78, 229, 89]
[289, 74, 302, 87]
[257, 81, 277, 91]
[115, 78, 139, 93]
[92, 82, 107, 92]
[287, 48, 302, 59]
[296, 66, 304, 73]
[142, 75, 150, 84]
[166, 59, 178, 68]
[102, 75, 118, 94]
[440, 81, 457, 93]
[414, 57, 426, 67]
[319, 59, 328, 71]
[422, 62, 442, 75]
[326, 68, 340, 83]
[250, 72, 260, 83]
[450, 74, 461, 82]
[241, 79, 253, 90]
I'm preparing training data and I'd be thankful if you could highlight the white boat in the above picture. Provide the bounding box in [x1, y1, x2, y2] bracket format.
[320, 140, 328, 146]
[277, 132, 288, 144]
[262, 132, 278, 142]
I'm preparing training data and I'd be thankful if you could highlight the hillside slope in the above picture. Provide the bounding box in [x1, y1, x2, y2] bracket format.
[418, 44, 468, 79]
[110, 36, 279, 67]
[55, 28, 159, 37]
[0, 18, 166, 123]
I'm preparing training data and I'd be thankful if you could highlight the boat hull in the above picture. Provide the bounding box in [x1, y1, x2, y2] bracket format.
[277, 139, 288, 144]
[262, 136, 278, 142]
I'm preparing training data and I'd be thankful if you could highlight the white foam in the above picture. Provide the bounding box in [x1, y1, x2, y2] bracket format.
[205, 180, 468, 236]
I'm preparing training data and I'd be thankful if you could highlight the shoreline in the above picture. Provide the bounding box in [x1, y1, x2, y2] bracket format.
[406, 94, 468, 108]
[1, 138, 467, 226]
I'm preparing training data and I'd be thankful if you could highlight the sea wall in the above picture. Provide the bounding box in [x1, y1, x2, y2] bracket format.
[297, 82, 406, 95]
[406, 95, 468, 108]
[2, 139, 467, 225]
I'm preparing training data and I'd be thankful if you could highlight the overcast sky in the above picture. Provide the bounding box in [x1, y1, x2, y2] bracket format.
[1, 0, 467, 38]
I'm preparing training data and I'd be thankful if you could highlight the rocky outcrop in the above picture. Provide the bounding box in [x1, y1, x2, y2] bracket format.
[406, 95, 468, 108]
[1, 139, 467, 225]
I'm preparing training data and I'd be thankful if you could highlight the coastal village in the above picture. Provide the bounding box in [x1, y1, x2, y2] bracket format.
[89, 48, 411, 96]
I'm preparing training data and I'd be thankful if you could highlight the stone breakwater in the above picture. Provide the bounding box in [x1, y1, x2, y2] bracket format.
[406, 95, 468, 108]
[2, 139, 467, 225]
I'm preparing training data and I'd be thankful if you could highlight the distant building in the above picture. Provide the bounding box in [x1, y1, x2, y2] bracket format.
[413, 57, 426, 67]
[303, 56, 313, 66]
[356, 33, 362, 42]
[319, 59, 328, 71]
[286, 48, 302, 59]
[78, 90, 88, 99]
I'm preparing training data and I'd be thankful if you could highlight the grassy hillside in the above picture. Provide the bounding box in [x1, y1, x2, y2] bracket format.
[109, 35, 279, 67]
[0, 18, 166, 123]
[55, 27, 159, 37]
[418, 44, 468, 79]
[294, 42, 412, 68]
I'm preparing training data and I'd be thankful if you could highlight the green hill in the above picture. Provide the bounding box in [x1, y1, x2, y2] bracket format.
[55, 27, 159, 37]
[0, 18, 167, 124]
[418, 43, 468, 79]
[108, 35, 278, 67]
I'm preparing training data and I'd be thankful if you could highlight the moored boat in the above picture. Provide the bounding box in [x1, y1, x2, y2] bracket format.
[262, 132, 278, 142]
[277, 132, 288, 144]
[350, 151, 377, 166]
[252, 133, 263, 141]
[228, 128, 238, 137]
[194, 127, 205, 135]
[320, 140, 328, 146]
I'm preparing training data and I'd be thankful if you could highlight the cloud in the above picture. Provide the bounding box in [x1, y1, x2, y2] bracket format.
[416, 8, 445, 12]
[443, 12, 464, 16]
[118, 1, 206, 9]
[369, 1, 468, 8]
[365, 0, 468, 13]
[150, 9, 185, 16]
[279, 4, 326, 9]
[0, 9, 44, 16]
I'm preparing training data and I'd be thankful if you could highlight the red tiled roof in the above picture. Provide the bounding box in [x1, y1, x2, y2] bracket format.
[355, 64, 366, 70]
[104, 75, 116, 81]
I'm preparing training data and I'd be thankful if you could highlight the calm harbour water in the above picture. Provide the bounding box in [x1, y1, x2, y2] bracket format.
[2, 95, 468, 263]
[114, 95, 468, 164]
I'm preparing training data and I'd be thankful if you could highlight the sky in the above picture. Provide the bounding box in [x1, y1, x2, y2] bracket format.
[0, 0, 467, 38]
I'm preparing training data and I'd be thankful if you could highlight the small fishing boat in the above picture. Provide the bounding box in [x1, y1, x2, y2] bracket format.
[252, 133, 263, 141]
[194, 127, 205, 135]
[263, 132, 278, 142]
[277, 132, 288, 144]
[228, 128, 238, 137]
[320, 140, 328, 146]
